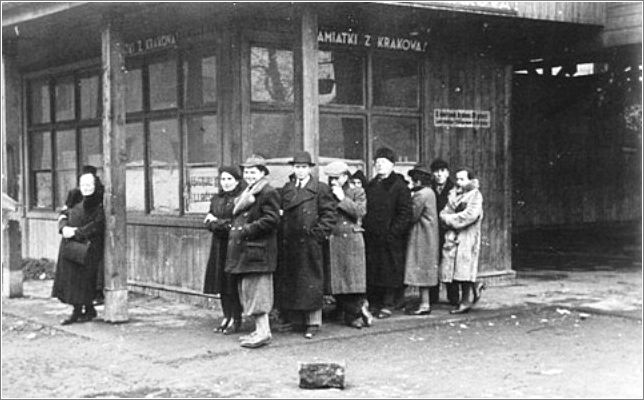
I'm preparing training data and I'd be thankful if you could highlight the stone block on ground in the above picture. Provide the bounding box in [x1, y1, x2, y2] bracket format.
[298, 361, 346, 389]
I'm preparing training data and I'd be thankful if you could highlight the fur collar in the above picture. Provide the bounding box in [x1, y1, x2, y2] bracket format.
[233, 178, 268, 215]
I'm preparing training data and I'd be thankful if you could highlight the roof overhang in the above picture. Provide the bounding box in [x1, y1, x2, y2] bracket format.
[2, 2, 88, 27]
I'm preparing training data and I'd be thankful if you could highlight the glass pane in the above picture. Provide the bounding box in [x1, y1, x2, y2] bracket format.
[81, 127, 103, 175]
[149, 59, 177, 110]
[55, 76, 75, 121]
[125, 68, 143, 113]
[185, 115, 218, 164]
[125, 122, 145, 211]
[34, 172, 52, 208]
[318, 50, 363, 105]
[251, 46, 294, 104]
[250, 113, 294, 158]
[56, 171, 79, 209]
[183, 54, 217, 108]
[30, 131, 51, 170]
[373, 57, 419, 108]
[319, 115, 364, 160]
[372, 116, 419, 163]
[80, 75, 100, 119]
[150, 119, 179, 213]
[30, 79, 50, 124]
[55, 129, 77, 170]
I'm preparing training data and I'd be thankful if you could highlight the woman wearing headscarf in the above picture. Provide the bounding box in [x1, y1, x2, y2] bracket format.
[52, 169, 105, 325]
[203, 166, 247, 334]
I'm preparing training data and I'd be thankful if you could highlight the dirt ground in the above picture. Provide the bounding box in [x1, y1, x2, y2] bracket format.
[2, 307, 641, 398]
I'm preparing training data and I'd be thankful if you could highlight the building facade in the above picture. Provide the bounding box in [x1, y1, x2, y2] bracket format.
[2, 2, 641, 304]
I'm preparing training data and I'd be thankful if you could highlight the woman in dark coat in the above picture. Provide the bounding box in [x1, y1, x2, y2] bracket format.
[225, 156, 281, 348]
[363, 147, 412, 319]
[52, 171, 105, 325]
[203, 166, 246, 334]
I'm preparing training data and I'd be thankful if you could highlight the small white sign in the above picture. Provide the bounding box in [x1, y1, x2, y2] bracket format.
[434, 109, 491, 128]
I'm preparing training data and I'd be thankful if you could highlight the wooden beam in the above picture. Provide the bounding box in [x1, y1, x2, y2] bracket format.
[296, 7, 319, 164]
[1, 2, 87, 27]
[101, 14, 128, 322]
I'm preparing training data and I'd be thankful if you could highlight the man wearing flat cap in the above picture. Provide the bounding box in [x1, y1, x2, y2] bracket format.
[225, 155, 281, 348]
[278, 151, 336, 339]
[323, 161, 373, 329]
[363, 147, 412, 319]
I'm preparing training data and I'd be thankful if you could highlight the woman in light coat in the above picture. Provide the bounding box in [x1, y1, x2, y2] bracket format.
[324, 161, 373, 329]
[404, 164, 440, 315]
[440, 167, 485, 314]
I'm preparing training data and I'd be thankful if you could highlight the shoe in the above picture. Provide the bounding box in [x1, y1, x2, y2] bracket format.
[240, 334, 271, 349]
[361, 302, 374, 327]
[239, 331, 259, 342]
[449, 303, 472, 314]
[214, 318, 231, 333]
[376, 308, 392, 319]
[406, 305, 432, 316]
[473, 282, 486, 304]
[348, 318, 363, 329]
[78, 308, 97, 323]
[223, 319, 242, 335]
[61, 310, 81, 326]
[303, 326, 319, 339]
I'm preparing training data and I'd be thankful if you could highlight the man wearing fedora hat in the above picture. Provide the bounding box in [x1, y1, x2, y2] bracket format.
[225, 155, 280, 348]
[278, 151, 336, 339]
[363, 147, 412, 319]
[404, 163, 440, 315]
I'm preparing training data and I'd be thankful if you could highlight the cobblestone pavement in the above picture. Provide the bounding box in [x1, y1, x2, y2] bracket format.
[2, 262, 642, 398]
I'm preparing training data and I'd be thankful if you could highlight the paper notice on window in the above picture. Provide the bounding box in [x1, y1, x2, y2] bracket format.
[186, 166, 218, 214]
[434, 109, 491, 128]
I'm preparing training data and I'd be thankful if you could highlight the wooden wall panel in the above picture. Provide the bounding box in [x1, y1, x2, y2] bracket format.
[26, 219, 60, 259]
[425, 46, 513, 276]
[602, 2, 643, 47]
[126, 224, 212, 293]
[511, 2, 606, 26]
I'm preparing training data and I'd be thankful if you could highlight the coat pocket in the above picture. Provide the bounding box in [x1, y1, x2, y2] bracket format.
[245, 241, 267, 263]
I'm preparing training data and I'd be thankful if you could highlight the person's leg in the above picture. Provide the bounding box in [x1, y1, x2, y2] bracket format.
[216, 293, 233, 332]
[408, 287, 432, 315]
[304, 309, 322, 339]
[428, 285, 439, 304]
[61, 304, 83, 325]
[80, 303, 97, 322]
[446, 282, 460, 306]
[342, 294, 364, 328]
[450, 281, 473, 314]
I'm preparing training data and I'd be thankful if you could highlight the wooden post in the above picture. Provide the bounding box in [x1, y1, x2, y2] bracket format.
[296, 6, 319, 166]
[101, 15, 128, 322]
[2, 45, 23, 298]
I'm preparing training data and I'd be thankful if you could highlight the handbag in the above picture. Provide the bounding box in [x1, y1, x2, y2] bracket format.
[61, 239, 91, 265]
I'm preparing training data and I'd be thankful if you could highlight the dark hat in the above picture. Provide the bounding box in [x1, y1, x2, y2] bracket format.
[288, 151, 316, 166]
[408, 163, 432, 180]
[430, 158, 449, 172]
[219, 165, 242, 181]
[240, 155, 270, 175]
[81, 165, 98, 175]
[373, 147, 396, 164]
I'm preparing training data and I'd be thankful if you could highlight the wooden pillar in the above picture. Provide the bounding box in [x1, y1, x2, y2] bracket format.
[295, 6, 319, 165]
[2, 45, 23, 298]
[101, 15, 128, 322]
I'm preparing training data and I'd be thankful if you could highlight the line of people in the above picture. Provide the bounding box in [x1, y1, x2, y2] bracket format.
[204, 147, 485, 349]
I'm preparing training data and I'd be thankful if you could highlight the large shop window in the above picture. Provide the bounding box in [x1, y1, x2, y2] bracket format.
[125, 49, 220, 215]
[249, 44, 295, 158]
[318, 49, 420, 169]
[27, 72, 101, 210]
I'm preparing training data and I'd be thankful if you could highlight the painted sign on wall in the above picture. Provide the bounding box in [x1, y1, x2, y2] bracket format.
[434, 109, 491, 128]
[318, 30, 428, 53]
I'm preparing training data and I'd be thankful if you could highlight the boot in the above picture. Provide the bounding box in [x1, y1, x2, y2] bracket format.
[450, 282, 473, 314]
[79, 304, 97, 322]
[61, 305, 82, 325]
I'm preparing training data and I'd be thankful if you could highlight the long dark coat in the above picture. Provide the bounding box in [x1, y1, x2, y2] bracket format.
[52, 197, 105, 305]
[225, 179, 281, 275]
[328, 184, 367, 294]
[203, 182, 245, 295]
[363, 172, 412, 289]
[279, 178, 336, 311]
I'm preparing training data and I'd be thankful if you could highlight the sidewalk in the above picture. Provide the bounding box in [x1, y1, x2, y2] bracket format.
[2, 259, 641, 363]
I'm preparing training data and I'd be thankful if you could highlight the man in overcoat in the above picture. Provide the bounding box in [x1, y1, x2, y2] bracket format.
[279, 151, 336, 339]
[225, 155, 281, 348]
[430, 158, 459, 305]
[439, 167, 485, 314]
[363, 147, 412, 319]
